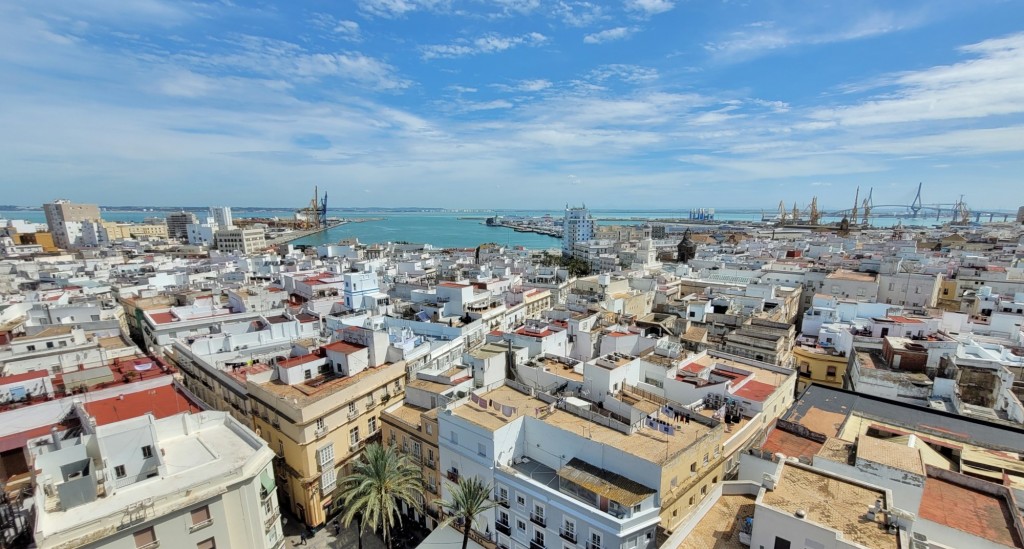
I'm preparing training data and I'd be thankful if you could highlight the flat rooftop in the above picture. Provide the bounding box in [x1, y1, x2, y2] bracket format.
[531, 356, 583, 381]
[919, 475, 1024, 548]
[384, 402, 430, 430]
[254, 362, 403, 408]
[675, 493, 756, 549]
[454, 385, 713, 465]
[761, 464, 895, 549]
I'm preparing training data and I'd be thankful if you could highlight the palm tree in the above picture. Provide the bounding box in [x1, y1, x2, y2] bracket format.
[436, 476, 499, 549]
[338, 442, 422, 549]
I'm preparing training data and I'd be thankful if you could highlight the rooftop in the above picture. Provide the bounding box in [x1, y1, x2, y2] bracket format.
[856, 436, 925, 476]
[826, 270, 878, 283]
[84, 384, 203, 426]
[675, 493, 756, 549]
[919, 474, 1024, 548]
[453, 385, 713, 465]
[761, 464, 895, 549]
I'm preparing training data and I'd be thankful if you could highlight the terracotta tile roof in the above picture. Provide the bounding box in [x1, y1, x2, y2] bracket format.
[277, 353, 323, 369]
[0, 370, 49, 384]
[84, 385, 202, 426]
[733, 380, 775, 402]
[856, 436, 925, 475]
[762, 429, 824, 460]
[920, 475, 1024, 548]
[323, 340, 366, 354]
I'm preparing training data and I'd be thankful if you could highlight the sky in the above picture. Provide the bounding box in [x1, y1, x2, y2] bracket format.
[1, 0, 1023, 211]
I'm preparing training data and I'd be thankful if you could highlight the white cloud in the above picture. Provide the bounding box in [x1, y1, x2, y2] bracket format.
[625, 0, 674, 16]
[421, 32, 547, 60]
[516, 79, 552, 92]
[554, 1, 605, 27]
[334, 20, 361, 40]
[583, 27, 637, 44]
[356, 0, 450, 18]
[811, 32, 1024, 126]
[459, 99, 514, 112]
[705, 12, 917, 62]
[587, 64, 658, 83]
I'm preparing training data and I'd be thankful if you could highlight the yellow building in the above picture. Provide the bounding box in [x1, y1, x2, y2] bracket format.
[15, 231, 57, 252]
[247, 358, 407, 527]
[793, 344, 849, 391]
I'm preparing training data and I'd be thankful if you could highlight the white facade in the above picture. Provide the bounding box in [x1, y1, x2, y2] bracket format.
[32, 410, 283, 549]
[562, 205, 596, 257]
[210, 206, 234, 230]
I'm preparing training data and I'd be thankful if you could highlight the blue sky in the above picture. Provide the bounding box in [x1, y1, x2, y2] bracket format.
[1, 0, 1023, 210]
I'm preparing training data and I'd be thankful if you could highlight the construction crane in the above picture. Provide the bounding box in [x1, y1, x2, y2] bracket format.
[952, 195, 970, 225]
[808, 196, 821, 225]
[778, 201, 788, 225]
[861, 187, 873, 225]
[791, 202, 800, 223]
[298, 186, 329, 230]
[850, 187, 859, 224]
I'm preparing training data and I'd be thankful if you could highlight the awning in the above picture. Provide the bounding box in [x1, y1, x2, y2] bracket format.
[261, 468, 276, 494]
[557, 458, 655, 507]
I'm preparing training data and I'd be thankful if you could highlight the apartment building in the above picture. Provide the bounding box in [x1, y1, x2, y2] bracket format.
[245, 328, 407, 527]
[31, 410, 283, 549]
[42, 199, 101, 249]
[215, 227, 267, 255]
[165, 211, 198, 240]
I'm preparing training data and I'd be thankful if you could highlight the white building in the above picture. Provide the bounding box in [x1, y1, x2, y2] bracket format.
[31, 410, 284, 549]
[215, 228, 266, 255]
[562, 205, 595, 257]
[210, 206, 234, 230]
[187, 218, 218, 247]
[42, 199, 101, 249]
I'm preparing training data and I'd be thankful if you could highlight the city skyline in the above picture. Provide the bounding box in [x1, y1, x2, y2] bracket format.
[1, 0, 1023, 209]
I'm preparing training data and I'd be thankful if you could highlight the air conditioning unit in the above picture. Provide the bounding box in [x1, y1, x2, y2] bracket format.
[910, 532, 929, 549]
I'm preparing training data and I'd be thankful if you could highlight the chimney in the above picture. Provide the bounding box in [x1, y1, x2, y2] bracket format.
[51, 426, 62, 450]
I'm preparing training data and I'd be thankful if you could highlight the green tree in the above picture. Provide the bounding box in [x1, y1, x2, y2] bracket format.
[338, 442, 422, 549]
[436, 476, 499, 549]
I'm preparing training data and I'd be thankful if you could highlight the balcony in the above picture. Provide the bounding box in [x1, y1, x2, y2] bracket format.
[315, 427, 328, 439]
[495, 520, 511, 536]
[559, 528, 577, 543]
[137, 542, 160, 549]
[530, 539, 545, 549]
[188, 519, 212, 533]
[348, 408, 359, 420]
[493, 493, 509, 508]
[426, 458, 436, 468]
[264, 509, 281, 532]
[530, 513, 546, 528]
[586, 543, 601, 549]
[446, 469, 460, 483]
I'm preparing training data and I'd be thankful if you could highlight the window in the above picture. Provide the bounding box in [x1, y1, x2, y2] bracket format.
[632, 503, 642, 513]
[318, 443, 335, 466]
[533, 531, 545, 545]
[689, 495, 695, 506]
[590, 532, 602, 549]
[413, 442, 421, 458]
[477, 442, 486, 457]
[349, 427, 360, 447]
[115, 465, 126, 479]
[516, 494, 526, 508]
[304, 369, 312, 380]
[197, 539, 216, 549]
[368, 416, 377, 433]
[517, 519, 527, 533]
[133, 527, 157, 549]
[26, 345, 35, 351]
[450, 431, 458, 444]
[349, 402, 357, 416]
[712, 476, 718, 484]
[394, 380, 401, 392]
[690, 462, 697, 474]
[321, 467, 337, 493]
[142, 445, 153, 459]
[826, 366, 837, 378]
[426, 424, 433, 435]
[316, 418, 326, 430]
[701, 485, 707, 496]
[703, 453, 709, 465]
[46, 341, 54, 349]
[190, 505, 212, 531]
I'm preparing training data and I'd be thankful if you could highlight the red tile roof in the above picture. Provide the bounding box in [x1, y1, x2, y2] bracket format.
[149, 311, 176, 324]
[733, 380, 776, 402]
[0, 370, 49, 384]
[761, 429, 824, 460]
[0, 424, 61, 453]
[323, 341, 366, 354]
[278, 353, 323, 369]
[920, 475, 1024, 548]
[515, 327, 553, 338]
[84, 385, 202, 426]
[438, 282, 469, 288]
